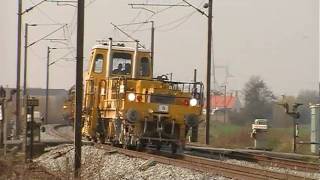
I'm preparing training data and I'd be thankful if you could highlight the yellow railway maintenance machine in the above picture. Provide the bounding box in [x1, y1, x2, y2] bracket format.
[82, 39, 203, 153]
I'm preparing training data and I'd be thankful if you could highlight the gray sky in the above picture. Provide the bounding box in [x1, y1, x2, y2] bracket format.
[0, 0, 318, 96]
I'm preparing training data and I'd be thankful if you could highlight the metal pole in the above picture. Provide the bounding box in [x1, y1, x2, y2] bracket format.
[23, 23, 29, 157]
[45, 47, 50, 125]
[74, 0, 84, 178]
[3, 100, 7, 156]
[151, 21, 154, 73]
[23, 23, 28, 100]
[293, 118, 297, 153]
[193, 69, 197, 96]
[205, 0, 213, 145]
[132, 40, 139, 79]
[224, 85, 226, 123]
[16, 0, 22, 139]
[0, 100, 4, 147]
[29, 105, 34, 160]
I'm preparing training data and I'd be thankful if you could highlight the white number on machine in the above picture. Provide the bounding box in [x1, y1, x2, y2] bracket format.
[158, 104, 169, 112]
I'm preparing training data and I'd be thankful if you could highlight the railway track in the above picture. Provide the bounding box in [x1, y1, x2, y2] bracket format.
[94, 144, 313, 180]
[45, 126, 318, 178]
[186, 145, 320, 173]
[44, 124, 74, 143]
[242, 152, 319, 173]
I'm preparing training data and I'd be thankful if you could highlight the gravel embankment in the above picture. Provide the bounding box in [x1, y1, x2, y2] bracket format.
[35, 145, 229, 180]
[225, 159, 320, 179]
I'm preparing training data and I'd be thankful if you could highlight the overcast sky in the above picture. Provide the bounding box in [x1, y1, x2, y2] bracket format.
[0, 0, 318, 96]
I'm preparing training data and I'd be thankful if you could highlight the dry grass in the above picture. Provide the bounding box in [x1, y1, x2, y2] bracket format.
[0, 150, 63, 180]
[197, 121, 312, 154]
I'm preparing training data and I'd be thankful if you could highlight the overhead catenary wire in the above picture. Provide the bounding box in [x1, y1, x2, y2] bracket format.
[65, 9, 77, 53]
[128, 3, 189, 7]
[127, 0, 151, 23]
[85, 0, 98, 8]
[28, 24, 68, 47]
[111, 23, 146, 49]
[129, 1, 186, 34]
[120, 10, 198, 33]
[128, 0, 206, 34]
[157, 11, 197, 31]
[49, 49, 75, 66]
[29, 0, 59, 23]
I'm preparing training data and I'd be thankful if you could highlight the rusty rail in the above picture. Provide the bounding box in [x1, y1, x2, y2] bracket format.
[186, 144, 320, 173]
[94, 144, 312, 180]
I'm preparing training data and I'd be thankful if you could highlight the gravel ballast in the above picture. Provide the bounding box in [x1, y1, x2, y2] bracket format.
[36, 144, 319, 180]
[36, 145, 229, 180]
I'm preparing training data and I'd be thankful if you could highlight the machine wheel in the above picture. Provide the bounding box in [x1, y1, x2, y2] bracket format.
[85, 136, 91, 141]
[156, 142, 161, 151]
[98, 135, 105, 144]
[136, 140, 144, 151]
[122, 143, 128, 149]
[92, 136, 98, 143]
[111, 139, 117, 146]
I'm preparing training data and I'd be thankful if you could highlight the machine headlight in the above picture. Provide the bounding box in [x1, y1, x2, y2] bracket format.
[128, 93, 136, 101]
[189, 98, 197, 106]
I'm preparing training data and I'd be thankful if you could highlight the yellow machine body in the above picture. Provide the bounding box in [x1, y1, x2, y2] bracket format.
[82, 41, 203, 152]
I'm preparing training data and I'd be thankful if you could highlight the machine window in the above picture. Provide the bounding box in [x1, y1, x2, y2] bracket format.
[139, 57, 150, 76]
[93, 54, 104, 73]
[112, 52, 132, 75]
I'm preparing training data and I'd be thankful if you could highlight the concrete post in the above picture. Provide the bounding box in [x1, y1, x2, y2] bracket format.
[310, 104, 320, 154]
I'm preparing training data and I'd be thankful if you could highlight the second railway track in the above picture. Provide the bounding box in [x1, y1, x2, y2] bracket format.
[94, 144, 313, 180]
[186, 144, 320, 174]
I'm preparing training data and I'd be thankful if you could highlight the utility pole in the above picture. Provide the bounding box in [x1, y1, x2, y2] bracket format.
[151, 21, 155, 69]
[23, 24, 29, 99]
[74, 0, 84, 178]
[45, 47, 51, 125]
[129, 1, 213, 144]
[23, 23, 29, 155]
[46, 46, 69, 125]
[16, 0, 48, 140]
[223, 85, 226, 123]
[16, 0, 22, 139]
[23, 23, 67, 128]
[205, 0, 213, 145]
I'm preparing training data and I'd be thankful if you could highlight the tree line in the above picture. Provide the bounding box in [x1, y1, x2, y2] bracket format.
[229, 76, 319, 126]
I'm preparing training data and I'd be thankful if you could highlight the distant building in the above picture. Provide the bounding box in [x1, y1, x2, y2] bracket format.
[203, 92, 241, 122]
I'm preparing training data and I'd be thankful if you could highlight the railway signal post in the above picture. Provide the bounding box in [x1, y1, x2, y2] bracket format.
[25, 97, 39, 161]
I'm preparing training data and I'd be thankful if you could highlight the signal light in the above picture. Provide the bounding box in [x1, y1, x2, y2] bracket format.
[184, 99, 189, 106]
[190, 98, 198, 106]
[128, 93, 136, 101]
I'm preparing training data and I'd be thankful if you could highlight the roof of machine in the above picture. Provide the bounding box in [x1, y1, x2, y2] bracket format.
[92, 44, 151, 53]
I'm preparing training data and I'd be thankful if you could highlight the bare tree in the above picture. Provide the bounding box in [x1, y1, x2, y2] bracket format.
[242, 76, 275, 122]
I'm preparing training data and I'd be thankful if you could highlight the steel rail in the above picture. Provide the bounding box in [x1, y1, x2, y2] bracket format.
[249, 153, 320, 173]
[94, 144, 311, 180]
[186, 144, 320, 173]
